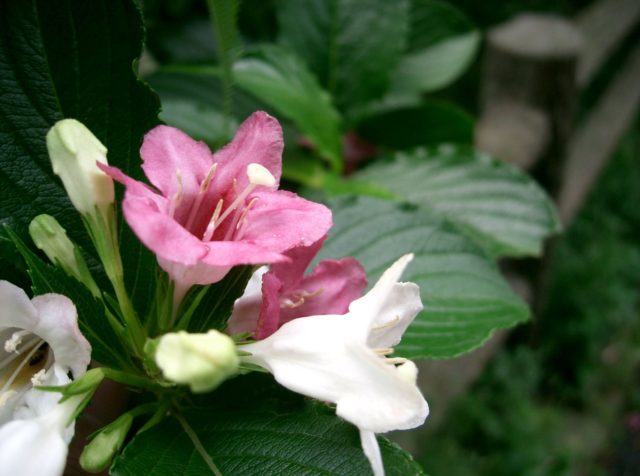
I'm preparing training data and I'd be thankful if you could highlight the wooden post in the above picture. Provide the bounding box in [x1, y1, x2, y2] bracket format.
[480, 14, 583, 195]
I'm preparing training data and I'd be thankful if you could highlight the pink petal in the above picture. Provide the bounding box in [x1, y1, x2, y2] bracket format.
[140, 125, 214, 200]
[269, 237, 327, 291]
[280, 257, 367, 325]
[255, 273, 283, 340]
[121, 193, 208, 266]
[213, 112, 283, 192]
[243, 190, 332, 253]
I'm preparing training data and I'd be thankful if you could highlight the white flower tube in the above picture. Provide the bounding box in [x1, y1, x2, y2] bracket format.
[239, 254, 429, 476]
[0, 281, 91, 476]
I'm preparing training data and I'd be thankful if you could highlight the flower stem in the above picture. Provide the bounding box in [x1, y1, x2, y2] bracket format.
[175, 411, 223, 476]
[205, 0, 239, 139]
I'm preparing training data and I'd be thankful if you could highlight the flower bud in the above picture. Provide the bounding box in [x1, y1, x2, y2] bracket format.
[154, 330, 239, 393]
[80, 413, 133, 473]
[47, 119, 114, 215]
[29, 214, 100, 297]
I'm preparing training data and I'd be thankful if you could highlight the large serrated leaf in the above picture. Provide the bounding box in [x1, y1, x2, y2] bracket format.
[355, 146, 561, 258]
[316, 197, 529, 358]
[277, 0, 409, 112]
[0, 0, 161, 317]
[112, 374, 425, 476]
[388, 0, 480, 95]
[233, 45, 343, 171]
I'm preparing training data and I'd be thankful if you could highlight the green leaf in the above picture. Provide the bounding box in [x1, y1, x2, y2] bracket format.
[179, 266, 254, 333]
[316, 196, 529, 358]
[389, 0, 480, 95]
[7, 228, 132, 370]
[278, 0, 410, 112]
[357, 102, 474, 150]
[356, 147, 561, 257]
[112, 374, 424, 476]
[233, 45, 343, 171]
[0, 0, 161, 318]
[147, 67, 267, 146]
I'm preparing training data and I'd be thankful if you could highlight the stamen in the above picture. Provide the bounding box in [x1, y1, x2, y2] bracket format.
[202, 199, 224, 241]
[372, 316, 401, 331]
[212, 163, 276, 231]
[0, 340, 45, 394]
[385, 357, 408, 365]
[224, 197, 258, 241]
[200, 163, 218, 193]
[4, 330, 29, 353]
[374, 347, 394, 356]
[185, 163, 218, 230]
[30, 369, 46, 386]
[280, 288, 324, 309]
[280, 297, 305, 309]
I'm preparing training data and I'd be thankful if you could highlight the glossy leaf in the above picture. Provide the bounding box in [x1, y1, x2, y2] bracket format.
[233, 45, 343, 171]
[278, 0, 410, 111]
[317, 196, 529, 358]
[0, 0, 161, 317]
[356, 147, 561, 257]
[389, 0, 480, 95]
[112, 374, 425, 476]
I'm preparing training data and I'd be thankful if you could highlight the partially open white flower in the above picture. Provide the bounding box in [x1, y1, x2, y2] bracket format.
[0, 281, 91, 476]
[239, 254, 428, 476]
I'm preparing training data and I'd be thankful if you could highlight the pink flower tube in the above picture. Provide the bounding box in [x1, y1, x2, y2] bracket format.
[228, 236, 367, 339]
[101, 112, 332, 299]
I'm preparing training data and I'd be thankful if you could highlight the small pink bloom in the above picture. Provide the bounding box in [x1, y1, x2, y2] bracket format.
[101, 112, 332, 295]
[228, 236, 367, 339]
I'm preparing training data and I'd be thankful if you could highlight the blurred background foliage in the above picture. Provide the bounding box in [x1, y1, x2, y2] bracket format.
[139, 0, 639, 473]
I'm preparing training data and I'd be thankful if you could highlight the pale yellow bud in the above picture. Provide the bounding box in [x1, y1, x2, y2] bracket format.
[47, 119, 114, 215]
[154, 330, 239, 393]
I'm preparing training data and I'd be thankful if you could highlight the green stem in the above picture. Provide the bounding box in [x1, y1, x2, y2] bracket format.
[102, 368, 162, 393]
[205, 0, 239, 139]
[175, 410, 223, 476]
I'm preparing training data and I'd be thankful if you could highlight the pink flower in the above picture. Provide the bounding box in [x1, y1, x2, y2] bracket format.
[101, 112, 332, 297]
[228, 236, 367, 339]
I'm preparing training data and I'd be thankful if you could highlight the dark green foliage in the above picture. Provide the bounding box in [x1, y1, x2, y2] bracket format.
[113, 374, 425, 476]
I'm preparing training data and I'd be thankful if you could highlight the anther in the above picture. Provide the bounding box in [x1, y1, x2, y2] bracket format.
[4, 330, 28, 353]
[372, 316, 401, 331]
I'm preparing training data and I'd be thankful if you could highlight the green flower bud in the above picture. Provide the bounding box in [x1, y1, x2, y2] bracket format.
[29, 214, 100, 297]
[154, 330, 239, 393]
[47, 119, 114, 215]
[80, 413, 133, 473]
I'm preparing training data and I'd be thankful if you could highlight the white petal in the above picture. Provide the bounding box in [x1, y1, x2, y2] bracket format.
[31, 294, 91, 379]
[0, 409, 70, 476]
[0, 281, 38, 331]
[226, 266, 268, 335]
[347, 254, 417, 340]
[360, 429, 384, 476]
[365, 282, 422, 350]
[242, 315, 428, 433]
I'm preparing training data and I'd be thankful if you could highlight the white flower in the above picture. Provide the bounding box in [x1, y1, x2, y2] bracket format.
[239, 254, 428, 476]
[0, 281, 91, 476]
